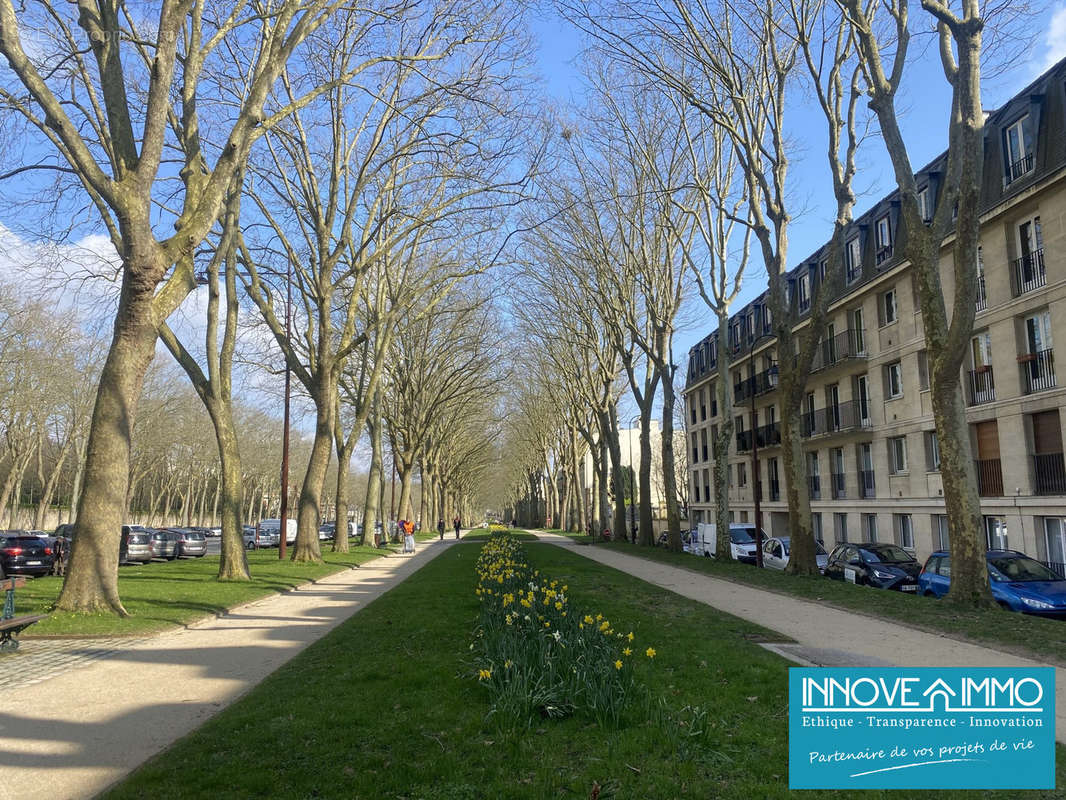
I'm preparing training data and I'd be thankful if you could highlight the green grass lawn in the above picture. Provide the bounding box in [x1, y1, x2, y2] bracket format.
[571, 538, 1066, 667]
[13, 543, 394, 637]
[105, 541, 1065, 800]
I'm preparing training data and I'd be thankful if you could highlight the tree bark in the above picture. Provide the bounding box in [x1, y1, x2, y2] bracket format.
[57, 264, 161, 615]
[293, 397, 332, 562]
[361, 405, 383, 546]
[660, 373, 682, 550]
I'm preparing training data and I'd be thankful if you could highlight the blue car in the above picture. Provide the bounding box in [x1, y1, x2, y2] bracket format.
[918, 550, 1066, 618]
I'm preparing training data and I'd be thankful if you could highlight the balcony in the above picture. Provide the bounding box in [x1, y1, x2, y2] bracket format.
[1009, 248, 1046, 297]
[976, 275, 987, 311]
[735, 422, 780, 453]
[808, 475, 821, 500]
[801, 399, 872, 438]
[966, 367, 995, 406]
[975, 458, 1004, 497]
[858, 470, 876, 499]
[830, 472, 846, 499]
[1032, 452, 1066, 495]
[811, 329, 867, 371]
[1021, 348, 1056, 394]
[1004, 152, 1034, 186]
[875, 244, 893, 267]
[734, 365, 780, 404]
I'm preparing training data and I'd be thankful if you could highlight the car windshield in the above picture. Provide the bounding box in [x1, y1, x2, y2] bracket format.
[987, 556, 1062, 583]
[860, 545, 913, 564]
[816, 541, 827, 556]
[8, 537, 45, 545]
[730, 528, 755, 544]
[188, 533, 205, 541]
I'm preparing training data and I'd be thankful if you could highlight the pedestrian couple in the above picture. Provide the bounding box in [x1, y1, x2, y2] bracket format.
[400, 518, 415, 554]
[435, 516, 462, 540]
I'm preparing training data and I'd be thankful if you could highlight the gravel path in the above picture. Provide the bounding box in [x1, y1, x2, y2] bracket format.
[0, 538, 456, 800]
[537, 533, 1066, 746]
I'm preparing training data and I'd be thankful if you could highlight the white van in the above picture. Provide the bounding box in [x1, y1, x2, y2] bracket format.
[690, 523, 766, 563]
[258, 518, 297, 544]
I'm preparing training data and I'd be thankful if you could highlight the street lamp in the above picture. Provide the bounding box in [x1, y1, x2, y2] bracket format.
[629, 415, 640, 543]
[747, 331, 778, 568]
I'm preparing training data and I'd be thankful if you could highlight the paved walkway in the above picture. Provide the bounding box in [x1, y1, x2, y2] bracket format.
[538, 533, 1066, 746]
[0, 538, 455, 800]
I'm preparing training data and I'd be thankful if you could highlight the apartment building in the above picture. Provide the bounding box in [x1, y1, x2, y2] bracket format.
[683, 58, 1066, 572]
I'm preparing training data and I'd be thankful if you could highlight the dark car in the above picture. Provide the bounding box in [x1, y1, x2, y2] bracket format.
[0, 534, 55, 577]
[174, 529, 207, 557]
[824, 542, 921, 592]
[149, 529, 180, 560]
[920, 549, 1066, 618]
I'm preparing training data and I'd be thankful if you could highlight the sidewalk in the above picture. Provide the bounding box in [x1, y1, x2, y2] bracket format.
[0, 538, 454, 800]
[538, 533, 1066, 746]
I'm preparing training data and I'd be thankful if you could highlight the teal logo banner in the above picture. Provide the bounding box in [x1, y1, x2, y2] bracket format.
[789, 667, 1055, 789]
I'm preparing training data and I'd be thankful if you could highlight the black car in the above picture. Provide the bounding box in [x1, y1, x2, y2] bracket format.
[824, 542, 921, 592]
[0, 534, 56, 577]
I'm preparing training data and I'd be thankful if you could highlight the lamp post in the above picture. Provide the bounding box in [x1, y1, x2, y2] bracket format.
[629, 415, 640, 543]
[748, 332, 778, 568]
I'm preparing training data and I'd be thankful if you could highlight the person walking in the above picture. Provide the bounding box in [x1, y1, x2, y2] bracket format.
[453, 515, 461, 539]
[402, 518, 415, 554]
[437, 518, 445, 540]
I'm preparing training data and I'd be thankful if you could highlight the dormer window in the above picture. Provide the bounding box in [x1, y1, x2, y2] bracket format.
[798, 271, 811, 313]
[1004, 115, 1034, 185]
[818, 258, 828, 284]
[875, 215, 893, 265]
[764, 304, 773, 331]
[845, 236, 862, 284]
[917, 185, 932, 223]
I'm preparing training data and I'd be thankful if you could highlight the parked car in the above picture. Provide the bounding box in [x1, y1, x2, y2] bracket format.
[762, 536, 829, 573]
[919, 549, 1066, 618]
[318, 523, 334, 541]
[149, 529, 180, 560]
[0, 533, 55, 577]
[824, 543, 921, 591]
[258, 518, 296, 545]
[53, 523, 75, 540]
[174, 529, 207, 558]
[656, 529, 693, 548]
[120, 526, 154, 564]
[243, 525, 278, 549]
[207, 527, 222, 537]
[690, 523, 766, 563]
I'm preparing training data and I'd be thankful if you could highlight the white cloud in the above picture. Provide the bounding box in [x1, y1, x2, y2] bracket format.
[1040, 4, 1066, 73]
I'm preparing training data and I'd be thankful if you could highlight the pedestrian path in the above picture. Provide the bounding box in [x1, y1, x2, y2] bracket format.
[0, 537, 455, 800]
[537, 533, 1066, 746]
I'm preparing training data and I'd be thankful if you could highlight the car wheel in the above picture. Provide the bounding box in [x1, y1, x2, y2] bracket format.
[922, 590, 936, 598]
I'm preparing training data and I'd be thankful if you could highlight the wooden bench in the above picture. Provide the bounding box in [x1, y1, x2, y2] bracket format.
[1, 577, 45, 651]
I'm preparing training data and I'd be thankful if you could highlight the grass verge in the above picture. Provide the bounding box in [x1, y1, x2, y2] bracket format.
[14, 544, 392, 637]
[577, 538, 1066, 666]
[105, 541, 1064, 799]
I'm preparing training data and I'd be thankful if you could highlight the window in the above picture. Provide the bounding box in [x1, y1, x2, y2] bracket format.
[888, 436, 907, 474]
[862, 513, 878, 543]
[737, 462, 747, 487]
[976, 246, 987, 310]
[746, 313, 755, 340]
[885, 361, 903, 399]
[709, 337, 717, 367]
[925, 430, 941, 471]
[845, 237, 862, 284]
[850, 307, 865, 354]
[894, 514, 914, 550]
[1044, 518, 1066, 567]
[702, 469, 710, 501]
[700, 388, 707, 421]
[1015, 216, 1045, 295]
[798, 272, 811, 313]
[932, 514, 950, 551]
[834, 512, 848, 544]
[985, 516, 1008, 550]
[692, 472, 700, 503]
[735, 415, 745, 433]
[764, 304, 773, 331]
[689, 397, 697, 425]
[917, 185, 932, 223]
[875, 214, 892, 264]
[811, 513, 823, 544]
[808, 451, 820, 499]
[917, 350, 929, 391]
[855, 375, 871, 426]
[700, 429, 709, 462]
[970, 332, 991, 370]
[691, 433, 699, 463]
[818, 258, 828, 284]
[1004, 115, 1034, 183]
[879, 288, 897, 326]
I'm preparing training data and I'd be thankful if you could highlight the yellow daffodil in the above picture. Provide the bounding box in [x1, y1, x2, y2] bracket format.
[627, 632, 634, 642]
[614, 660, 623, 670]
[645, 647, 656, 658]
[478, 668, 492, 680]
[623, 647, 632, 656]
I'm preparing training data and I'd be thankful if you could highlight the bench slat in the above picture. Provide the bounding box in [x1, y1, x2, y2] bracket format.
[0, 614, 46, 631]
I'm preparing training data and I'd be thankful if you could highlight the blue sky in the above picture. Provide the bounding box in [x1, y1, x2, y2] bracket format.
[528, 3, 1066, 370]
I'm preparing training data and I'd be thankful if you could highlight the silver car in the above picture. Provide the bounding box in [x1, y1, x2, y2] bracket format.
[243, 525, 278, 549]
[175, 529, 207, 557]
[762, 536, 829, 573]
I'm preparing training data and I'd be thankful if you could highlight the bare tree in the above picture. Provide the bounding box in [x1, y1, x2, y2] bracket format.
[840, 0, 992, 604]
[0, 0, 361, 613]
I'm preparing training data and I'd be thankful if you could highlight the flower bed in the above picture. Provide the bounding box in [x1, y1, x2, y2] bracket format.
[472, 533, 655, 725]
